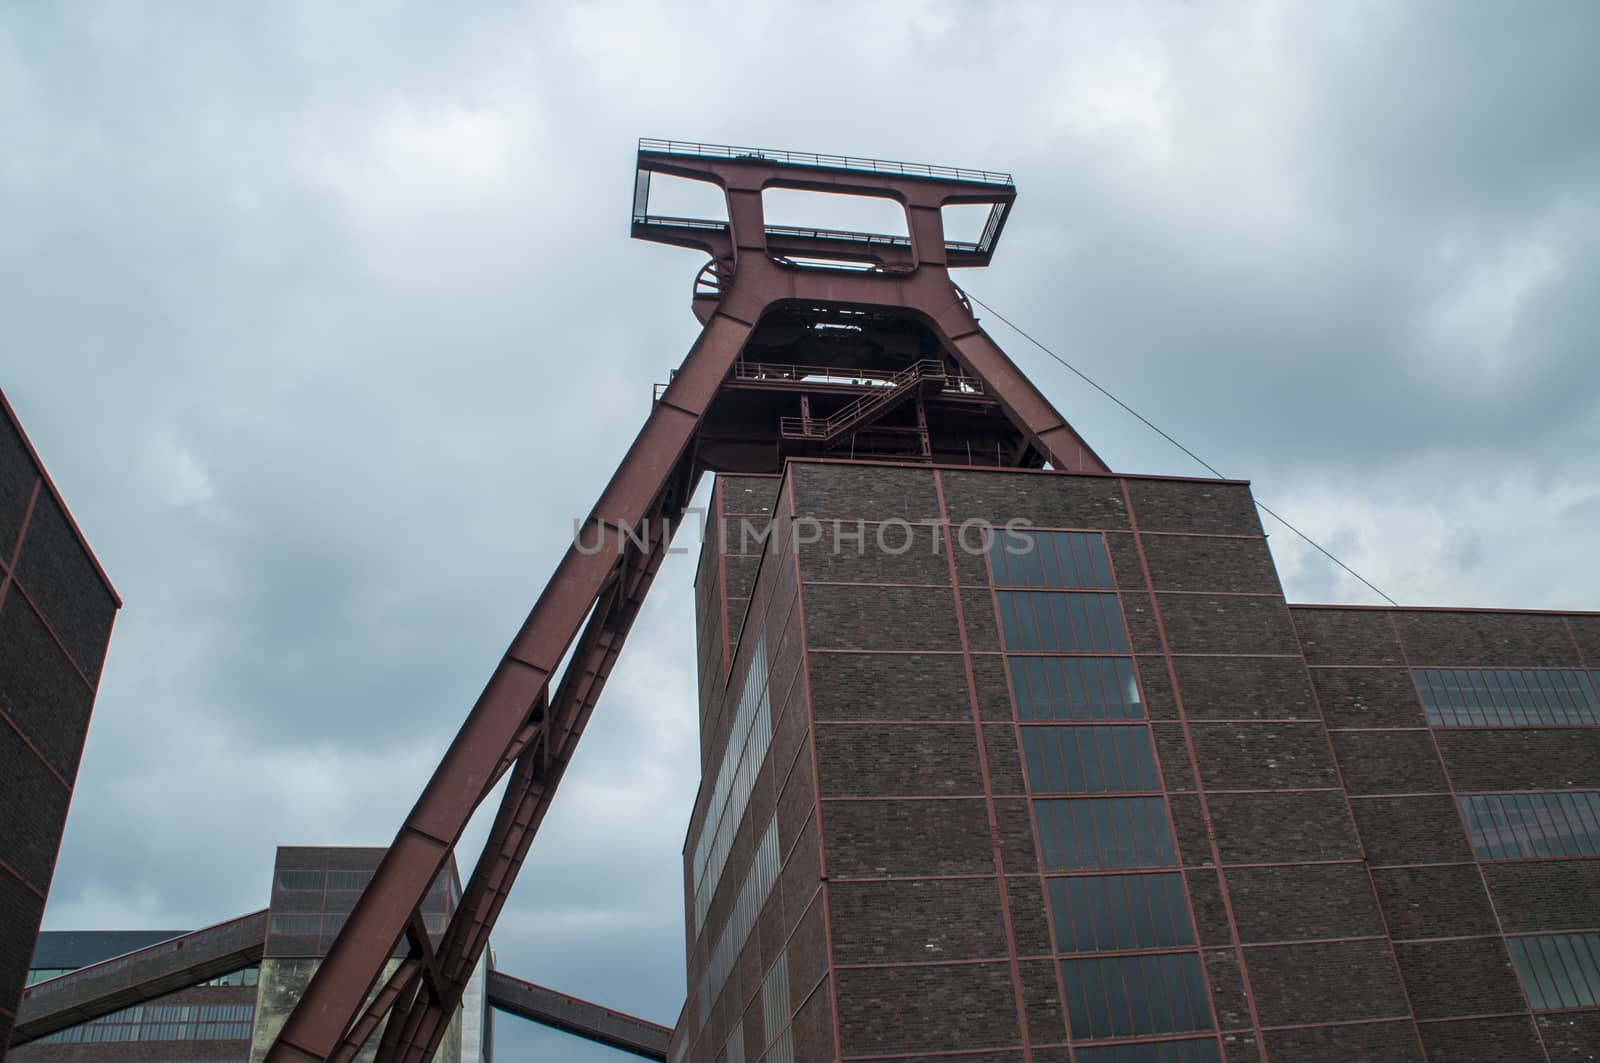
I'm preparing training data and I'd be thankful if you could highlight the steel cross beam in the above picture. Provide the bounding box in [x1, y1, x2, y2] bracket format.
[267, 142, 1106, 1063]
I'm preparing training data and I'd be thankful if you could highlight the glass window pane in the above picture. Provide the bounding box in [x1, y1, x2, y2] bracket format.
[1415, 667, 1600, 727]
[1460, 792, 1600, 860]
[996, 593, 1129, 651]
[1060, 953, 1212, 1039]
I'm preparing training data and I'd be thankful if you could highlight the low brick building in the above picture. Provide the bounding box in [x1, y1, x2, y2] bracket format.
[669, 460, 1600, 1063]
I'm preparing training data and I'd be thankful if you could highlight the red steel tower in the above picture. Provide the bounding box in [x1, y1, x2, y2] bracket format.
[264, 140, 1104, 1062]
[265, 140, 1600, 1063]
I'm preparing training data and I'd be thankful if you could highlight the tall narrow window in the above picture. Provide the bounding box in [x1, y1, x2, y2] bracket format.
[1508, 933, 1600, 1011]
[996, 591, 1128, 652]
[1060, 952, 1214, 1039]
[1021, 726, 1161, 794]
[1009, 656, 1142, 720]
[1414, 668, 1600, 727]
[1034, 797, 1178, 870]
[989, 529, 1115, 588]
[1047, 873, 1195, 952]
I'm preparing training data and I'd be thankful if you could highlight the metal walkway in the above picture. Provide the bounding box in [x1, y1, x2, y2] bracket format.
[12, 910, 668, 1059]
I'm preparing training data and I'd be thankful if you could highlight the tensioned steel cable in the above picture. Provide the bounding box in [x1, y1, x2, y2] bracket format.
[959, 286, 1400, 607]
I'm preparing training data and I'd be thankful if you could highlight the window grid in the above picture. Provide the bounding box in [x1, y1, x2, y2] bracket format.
[989, 529, 1115, 589]
[1508, 933, 1600, 1011]
[996, 591, 1129, 653]
[1048, 873, 1196, 953]
[1009, 656, 1143, 721]
[1413, 668, 1600, 727]
[1034, 797, 1178, 871]
[692, 637, 771, 931]
[698, 817, 780, 1026]
[761, 951, 790, 1044]
[1022, 726, 1161, 794]
[1458, 792, 1600, 860]
[1059, 952, 1214, 1040]
[38, 1003, 255, 1045]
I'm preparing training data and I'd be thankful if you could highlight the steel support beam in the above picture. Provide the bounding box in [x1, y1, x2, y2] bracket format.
[11, 911, 268, 1045]
[487, 972, 671, 1060]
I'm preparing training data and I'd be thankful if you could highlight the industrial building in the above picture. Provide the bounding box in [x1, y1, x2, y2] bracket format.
[675, 464, 1600, 1063]
[10, 846, 666, 1063]
[5, 142, 1597, 1063]
[0, 390, 121, 1052]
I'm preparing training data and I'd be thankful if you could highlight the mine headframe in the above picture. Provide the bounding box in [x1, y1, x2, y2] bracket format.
[264, 139, 1105, 1063]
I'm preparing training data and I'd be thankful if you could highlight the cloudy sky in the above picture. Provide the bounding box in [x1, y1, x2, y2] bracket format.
[4, 1, 1598, 1058]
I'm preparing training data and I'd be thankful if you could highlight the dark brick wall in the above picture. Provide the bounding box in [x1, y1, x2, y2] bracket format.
[1244, 940, 1409, 1025]
[1261, 1019, 1424, 1062]
[0, 397, 119, 1041]
[1329, 730, 1447, 794]
[828, 878, 1007, 964]
[1420, 1015, 1545, 1062]
[1395, 938, 1526, 1020]
[1434, 729, 1600, 790]
[1225, 863, 1385, 943]
[1170, 657, 1319, 720]
[1309, 666, 1426, 728]
[1394, 610, 1581, 667]
[684, 463, 1600, 1063]
[834, 962, 1020, 1056]
[1484, 861, 1600, 932]
[1373, 865, 1498, 940]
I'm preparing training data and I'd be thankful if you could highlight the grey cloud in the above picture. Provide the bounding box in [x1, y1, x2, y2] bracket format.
[4, 2, 1597, 1059]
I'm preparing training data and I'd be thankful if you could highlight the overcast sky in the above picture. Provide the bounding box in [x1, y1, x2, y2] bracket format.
[4, 2, 1598, 1059]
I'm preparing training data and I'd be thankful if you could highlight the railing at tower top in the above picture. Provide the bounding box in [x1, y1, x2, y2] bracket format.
[651, 360, 986, 403]
[637, 139, 1015, 186]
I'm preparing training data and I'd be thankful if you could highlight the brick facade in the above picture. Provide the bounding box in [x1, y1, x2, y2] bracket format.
[672, 461, 1600, 1063]
[0, 393, 120, 1055]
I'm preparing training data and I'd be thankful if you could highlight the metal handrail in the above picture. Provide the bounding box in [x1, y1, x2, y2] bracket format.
[779, 360, 948, 439]
[764, 224, 912, 248]
[638, 138, 1014, 187]
[654, 361, 986, 404]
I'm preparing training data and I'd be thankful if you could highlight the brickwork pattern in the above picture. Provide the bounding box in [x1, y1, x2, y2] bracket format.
[681, 463, 1600, 1063]
[0, 399, 119, 1048]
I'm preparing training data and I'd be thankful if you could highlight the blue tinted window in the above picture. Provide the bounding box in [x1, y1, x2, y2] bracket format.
[1009, 656, 1142, 721]
[990, 530, 1115, 588]
[1035, 797, 1177, 870]
[996, 591, 1128, 652]
[1048, 873, 1194, 952]
[1508, 933, 1600, 1011]
[1021, 726, 1160, 794]
[1060, 952, 1213, 1039]
[1414, 668, 1600, 727]
[1458, 792, 1600, 860]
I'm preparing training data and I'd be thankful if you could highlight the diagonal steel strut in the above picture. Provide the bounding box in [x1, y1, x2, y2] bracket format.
[265, 315, 751, 1063]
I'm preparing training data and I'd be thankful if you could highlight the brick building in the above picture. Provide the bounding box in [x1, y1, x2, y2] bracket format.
[9, 848, 493, 1063]
[16, 930, 259, 1063]
[670, 460, 1600, 1063]
[0, 390, 120, 1052]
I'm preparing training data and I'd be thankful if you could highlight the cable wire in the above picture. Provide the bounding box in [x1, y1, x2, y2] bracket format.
[960, 286, 1399, 607]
